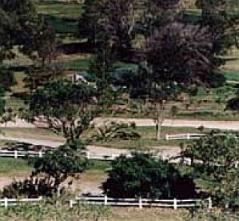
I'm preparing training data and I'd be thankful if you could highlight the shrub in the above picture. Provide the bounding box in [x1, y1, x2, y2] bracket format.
[103, 152, 196, 199]
[92, 121, 141, 141]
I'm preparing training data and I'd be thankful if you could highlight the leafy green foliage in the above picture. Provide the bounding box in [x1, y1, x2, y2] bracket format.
[103, 152, 196, 198]
[3, 141, 88, 197]
[182, 130, 239, 208]
[29, 80, 98, 142]
[0, 0, 38, 61]
[92, 121, 141, 142]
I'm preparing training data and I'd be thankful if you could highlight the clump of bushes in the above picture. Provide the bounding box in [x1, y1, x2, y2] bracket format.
[103, 152, 196, 199]
[92, 121, 141, 142]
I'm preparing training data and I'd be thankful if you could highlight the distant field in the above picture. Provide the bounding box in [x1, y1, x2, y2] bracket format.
[223, 70, 239, 81]
[36, 1, 83, 18]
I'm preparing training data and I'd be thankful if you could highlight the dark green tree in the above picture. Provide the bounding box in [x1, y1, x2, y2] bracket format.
[0, 0, 40, 61]
[103, 152, 196, 198]
[29, 80, 99, 143]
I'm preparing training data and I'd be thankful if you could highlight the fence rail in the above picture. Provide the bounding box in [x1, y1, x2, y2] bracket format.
[0, 150, 193, 164]
[0, 197, 42, 208]
[165, 133, 204, 141]
[69, 195, 212, 210]
[0, 149, 127, 161]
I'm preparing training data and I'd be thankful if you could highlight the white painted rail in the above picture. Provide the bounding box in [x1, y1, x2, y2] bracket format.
[0, 150, 192, 164]
[69, 195, 212, 210]
[0, 150, 44, 159]
[0, 150, 129, 161]
[165, 133, 204, 141]
[0, 197, 42, 208]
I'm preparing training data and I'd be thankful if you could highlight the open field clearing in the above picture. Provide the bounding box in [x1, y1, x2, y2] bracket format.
[36, 1, 83, 18]
[0, 158, 31, 177]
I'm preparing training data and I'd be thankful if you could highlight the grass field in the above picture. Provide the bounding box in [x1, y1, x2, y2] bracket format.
[87, 126, 207, 149]
[223, 70, 239, 81]
[0, 128, 63, 142]
[0, 158, 31, 176]
[36, 1, 83, 19]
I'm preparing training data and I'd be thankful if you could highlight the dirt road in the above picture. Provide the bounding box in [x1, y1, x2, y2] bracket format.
[94, 117, 239, 130]
[1, 117, 239, 131]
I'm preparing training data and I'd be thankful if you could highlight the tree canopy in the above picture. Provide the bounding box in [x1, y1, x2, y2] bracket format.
[103, 152, 196, 198]
[182, 131, 239, 208]
[29, 80, 98, 142]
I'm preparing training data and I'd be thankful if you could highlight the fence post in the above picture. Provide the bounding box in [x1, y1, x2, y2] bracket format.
[86, 152, 90, 159]
[165, 134, 169, 140]
[14, 150, 18, 159]
[173, 198, 177, 210]
[208, 197, 212, 210]
[187, 134, 190, 140]
[4, 198, 8, 209]
[235, 161, 239, 169]
[104, 195, 108, 206]
[139, 197, 143, 209]
[69, 199, 74, 208]
[39, 151, 43, 158]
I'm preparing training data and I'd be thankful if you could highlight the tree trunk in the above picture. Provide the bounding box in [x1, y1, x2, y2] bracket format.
[156, 101, 165, 141]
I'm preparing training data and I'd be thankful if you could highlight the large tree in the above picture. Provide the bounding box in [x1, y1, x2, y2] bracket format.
[103, 152, 196, 199]
[182, 131, 239, 208]
[29, 80, 99, 143]
[137, 22, 224, 140]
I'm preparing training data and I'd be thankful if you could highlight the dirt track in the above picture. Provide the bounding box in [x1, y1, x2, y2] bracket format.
[94, 117, 239, 130]
[1, 117, 239, 131]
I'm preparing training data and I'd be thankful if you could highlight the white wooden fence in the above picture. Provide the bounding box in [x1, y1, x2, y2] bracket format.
[0, 149, 125, 161]
[0, 150, 44, 159]
[0, 197, 42, 208]
[0, 150, 193, 164]
[165, 133, 204, 141]
[69, 195, 212, 210]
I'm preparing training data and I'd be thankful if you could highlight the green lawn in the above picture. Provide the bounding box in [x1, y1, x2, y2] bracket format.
[223, 70, 239, 81]
[36, 1, 83, 19]
[36, 1, 83, 34]
[0, 158, 31, 176]
[62, 57, 92, 71]
[87, 126, 207, 150]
